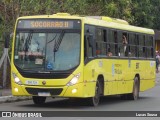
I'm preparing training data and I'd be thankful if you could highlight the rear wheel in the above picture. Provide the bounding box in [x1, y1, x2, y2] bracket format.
[127, 76, 140, 100]
[32, 96, 46, 105]
[87, 81, 101, 106]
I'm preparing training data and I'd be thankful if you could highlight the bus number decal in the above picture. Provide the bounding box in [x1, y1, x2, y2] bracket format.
[114, 64, 122, 74]
[114, 69, 122, 74]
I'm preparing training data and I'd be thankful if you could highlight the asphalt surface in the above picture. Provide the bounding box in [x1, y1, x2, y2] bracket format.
[0, 73, 159, 111]
[0, 73, 159, 119]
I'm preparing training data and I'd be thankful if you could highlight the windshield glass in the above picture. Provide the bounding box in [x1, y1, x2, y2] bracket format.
[14, 30, 80, 71]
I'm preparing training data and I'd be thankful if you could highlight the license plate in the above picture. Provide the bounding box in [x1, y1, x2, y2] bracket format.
[38, 92, 50, 96]
[25, 80, 39, 85]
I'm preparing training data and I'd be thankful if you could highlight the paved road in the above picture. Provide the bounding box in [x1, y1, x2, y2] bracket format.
[1, 74, 160, 111]
[0, 74, 160, 119]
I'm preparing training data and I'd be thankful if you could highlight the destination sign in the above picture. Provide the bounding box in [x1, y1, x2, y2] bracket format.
[17, 19, 81, 29]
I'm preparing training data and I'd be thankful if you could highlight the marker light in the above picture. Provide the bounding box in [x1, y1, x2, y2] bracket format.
[14, 88, 19, 92]
[72, 89, 77, 94]
[12, 73, 22, 85]
[67, 73, 80, 86]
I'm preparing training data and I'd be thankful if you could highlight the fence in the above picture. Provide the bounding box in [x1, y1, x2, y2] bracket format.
[0, 41, 11, 89]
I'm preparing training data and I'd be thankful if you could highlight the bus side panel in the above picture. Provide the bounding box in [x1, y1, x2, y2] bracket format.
[84, 59, 119, 97]
[139, 61, 155, 91]
[140, 79, 155, 92]
[103, 59, 118, 95]
[118, 59, 133, 94]
[84, 59, 156, 97]
[83, 60, 99, 97]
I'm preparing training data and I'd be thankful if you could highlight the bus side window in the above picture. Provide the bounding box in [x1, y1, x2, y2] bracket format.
[123, 33, 128, 56]
[114, 31, 118, 56]
[96, 43, 100, 55]
[84, 35, 93, 58]
[84, 25, 96, 60]
[84, 37, 87, 59]
[119, 32, 128, 57]
[107, 44, 112, 56]
[96, 28, 107, 56]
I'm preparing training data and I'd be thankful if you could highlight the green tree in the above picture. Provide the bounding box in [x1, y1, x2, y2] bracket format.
[131, 0, 154, 28]
[151, 0, 160, 29]
[102, 0, 132, 22]
[1, 0, 160, 39]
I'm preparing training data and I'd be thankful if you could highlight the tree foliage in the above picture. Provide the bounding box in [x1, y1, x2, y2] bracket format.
[0, 0, 160, 38]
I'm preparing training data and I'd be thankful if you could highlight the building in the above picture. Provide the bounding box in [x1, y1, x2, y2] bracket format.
[154, 30, 160, 51]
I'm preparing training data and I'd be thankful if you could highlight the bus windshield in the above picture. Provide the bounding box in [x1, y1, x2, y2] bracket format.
[14, 30, 80, 71]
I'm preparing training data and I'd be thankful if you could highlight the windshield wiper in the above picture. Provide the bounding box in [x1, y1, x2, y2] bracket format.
[54, 30, 65, 52]
[52, 30, 65, 62]
[23, 32, 33, 60]
[47, 34, 57, 44]
[23, 32, 33, 51]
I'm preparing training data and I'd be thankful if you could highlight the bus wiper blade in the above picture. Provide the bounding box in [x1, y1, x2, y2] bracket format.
[47, 34, 57, 44]
[23, 32, 33, 52]
[23, 32, 33, 60]
[54, 30, 65, 52]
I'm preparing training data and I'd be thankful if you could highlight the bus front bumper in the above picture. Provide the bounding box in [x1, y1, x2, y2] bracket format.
[12, 82, 88, 98]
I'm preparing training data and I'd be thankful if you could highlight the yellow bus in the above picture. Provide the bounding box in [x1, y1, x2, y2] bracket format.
[11, 13, 155, 106]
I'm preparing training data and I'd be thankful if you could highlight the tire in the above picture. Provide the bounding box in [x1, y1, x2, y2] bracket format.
[87, 81, 101, 106]
[127, 76, 140, 100]
[32, 96, 46, 105]
[120, 94, 128, 100]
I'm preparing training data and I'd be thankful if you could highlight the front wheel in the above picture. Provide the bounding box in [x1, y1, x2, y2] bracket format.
[32, 96, 46, 105]
[87, 81, 101, 106]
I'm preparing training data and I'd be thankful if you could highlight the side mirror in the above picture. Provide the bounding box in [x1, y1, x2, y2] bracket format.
[4, 32, 10, 48]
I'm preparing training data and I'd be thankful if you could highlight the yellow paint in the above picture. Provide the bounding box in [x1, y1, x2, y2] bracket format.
[83, 59, 155, 96]
[11, 13, 155, 98]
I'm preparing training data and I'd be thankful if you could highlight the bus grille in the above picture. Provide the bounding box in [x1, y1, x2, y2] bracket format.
[25, 88, 63, 96]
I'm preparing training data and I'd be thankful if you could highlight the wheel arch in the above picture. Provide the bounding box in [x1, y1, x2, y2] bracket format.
[135, 74, 140, 88]
[97, 74, 104, 96]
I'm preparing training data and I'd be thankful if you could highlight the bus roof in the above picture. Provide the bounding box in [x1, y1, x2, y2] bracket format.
[83, 17, 154, 35]
[18, 13, 154, 35]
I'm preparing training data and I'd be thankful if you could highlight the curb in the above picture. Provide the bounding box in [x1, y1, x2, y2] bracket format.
[0, 96, 31, 104]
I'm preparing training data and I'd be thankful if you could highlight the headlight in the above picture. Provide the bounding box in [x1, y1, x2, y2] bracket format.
[12, 72, 22, 85]
[67, 73, 80, 86]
